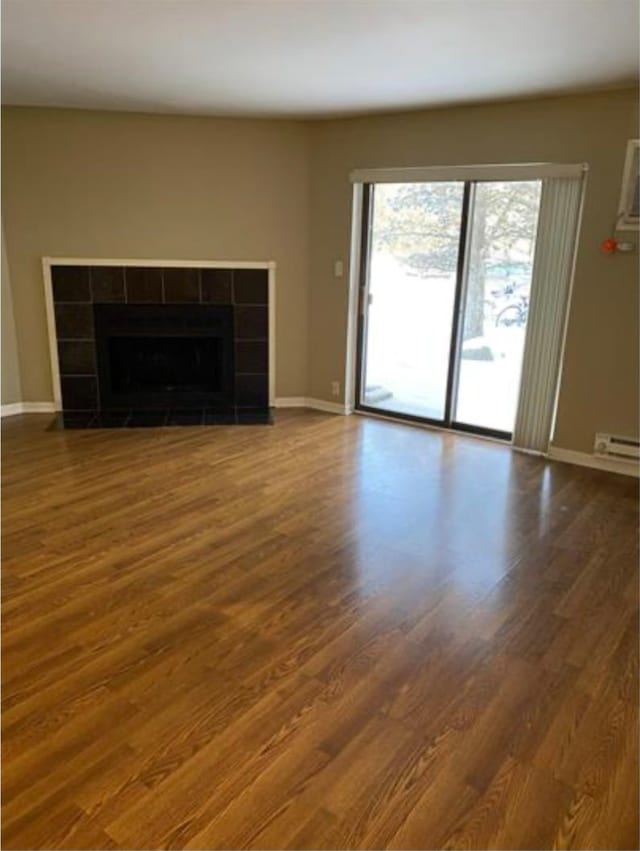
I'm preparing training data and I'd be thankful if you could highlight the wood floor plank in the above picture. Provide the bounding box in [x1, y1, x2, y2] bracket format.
[2, 410, 638, 849]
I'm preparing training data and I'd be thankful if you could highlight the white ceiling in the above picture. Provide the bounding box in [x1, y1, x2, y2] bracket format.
[2, 0, 638, 119]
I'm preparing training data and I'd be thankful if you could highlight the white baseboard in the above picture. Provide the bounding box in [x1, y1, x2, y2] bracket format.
[1, 401, 57, 417]
[274, 397, 349, 415]
[273, 397, 307, 408]
[1, 403, 24, 417]
[305, 398, 350, 415]
[548, 445, 639, 478]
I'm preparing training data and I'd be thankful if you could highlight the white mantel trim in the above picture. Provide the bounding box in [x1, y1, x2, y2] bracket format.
[44, 258, 276, 269]
[41, 257, 276, 410]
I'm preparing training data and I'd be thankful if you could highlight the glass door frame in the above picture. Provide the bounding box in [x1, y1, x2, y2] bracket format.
[354, 179, 513, 441]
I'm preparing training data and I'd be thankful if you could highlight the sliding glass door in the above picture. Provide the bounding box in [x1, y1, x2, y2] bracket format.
[356, 178, 542, 438]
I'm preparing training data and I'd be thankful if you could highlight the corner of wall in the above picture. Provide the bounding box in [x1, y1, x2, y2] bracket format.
[1, 222, 24, 406]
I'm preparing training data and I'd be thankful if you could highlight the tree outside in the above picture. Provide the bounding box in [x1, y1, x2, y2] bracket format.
[371, 180, 541, 339]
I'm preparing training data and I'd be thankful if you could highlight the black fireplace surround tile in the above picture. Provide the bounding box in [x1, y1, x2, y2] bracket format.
[55, 303, 95, 339]
[235, 340, 268, 373]
[51, 266, 91, 302]
[234, 269, 268, 304]
[91, 267, 125, 302]
[51, 264, 270, 429]
[201, 268, 233, 303]
[127, 410, 168, 428]
[92, 411, 131, 428]
[235, 306, 268, 340]
[55, 411, 97, 429]
[163, 268, 200, 302]
[60, 376, 98, 411]
[166, 409, 204, 426]
[236, 373, 269, 407]
[57, 340, 96, 375]
[125, 267, 163, 302]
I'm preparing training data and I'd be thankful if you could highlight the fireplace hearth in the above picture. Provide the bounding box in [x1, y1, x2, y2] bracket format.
[49, 264, 271, 428]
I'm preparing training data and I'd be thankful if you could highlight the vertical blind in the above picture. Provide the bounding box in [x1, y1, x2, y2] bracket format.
[513, 176, 585, 453]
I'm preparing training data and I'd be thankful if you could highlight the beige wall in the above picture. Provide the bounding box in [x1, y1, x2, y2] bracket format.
[1, 108, 310, 401]
[1, 224, 23, 405]
[308, 88, 639, 453]
[2, 91, 638, 453]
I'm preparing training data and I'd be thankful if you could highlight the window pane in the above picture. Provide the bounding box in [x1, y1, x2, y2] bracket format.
[454, 180, 542, 433]
[361, 182, 464, 421]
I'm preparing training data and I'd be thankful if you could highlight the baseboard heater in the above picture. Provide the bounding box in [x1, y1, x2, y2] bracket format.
[594, 433, 640, 461]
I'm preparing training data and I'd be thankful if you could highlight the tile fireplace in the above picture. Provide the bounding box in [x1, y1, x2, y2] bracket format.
[47, 262, 272, 428]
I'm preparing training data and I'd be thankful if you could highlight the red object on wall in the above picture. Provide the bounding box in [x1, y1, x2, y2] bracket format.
[601, 237, 619, 254]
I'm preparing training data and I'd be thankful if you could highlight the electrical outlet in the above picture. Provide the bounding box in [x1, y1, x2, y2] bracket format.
[331, 381, 340, 397]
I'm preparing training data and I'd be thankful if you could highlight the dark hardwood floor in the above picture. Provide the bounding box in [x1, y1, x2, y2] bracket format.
[2, 409, 638, 850]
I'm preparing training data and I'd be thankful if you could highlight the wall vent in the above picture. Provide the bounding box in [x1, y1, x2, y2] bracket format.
[594, 433, 640, 461]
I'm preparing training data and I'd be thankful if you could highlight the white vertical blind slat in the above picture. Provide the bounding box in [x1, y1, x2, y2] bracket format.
[513, 177, 584, 453]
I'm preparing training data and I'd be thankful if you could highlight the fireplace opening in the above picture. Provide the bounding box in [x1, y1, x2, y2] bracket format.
[109, 336, 222, 395]
[94, 303, 235, 410]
